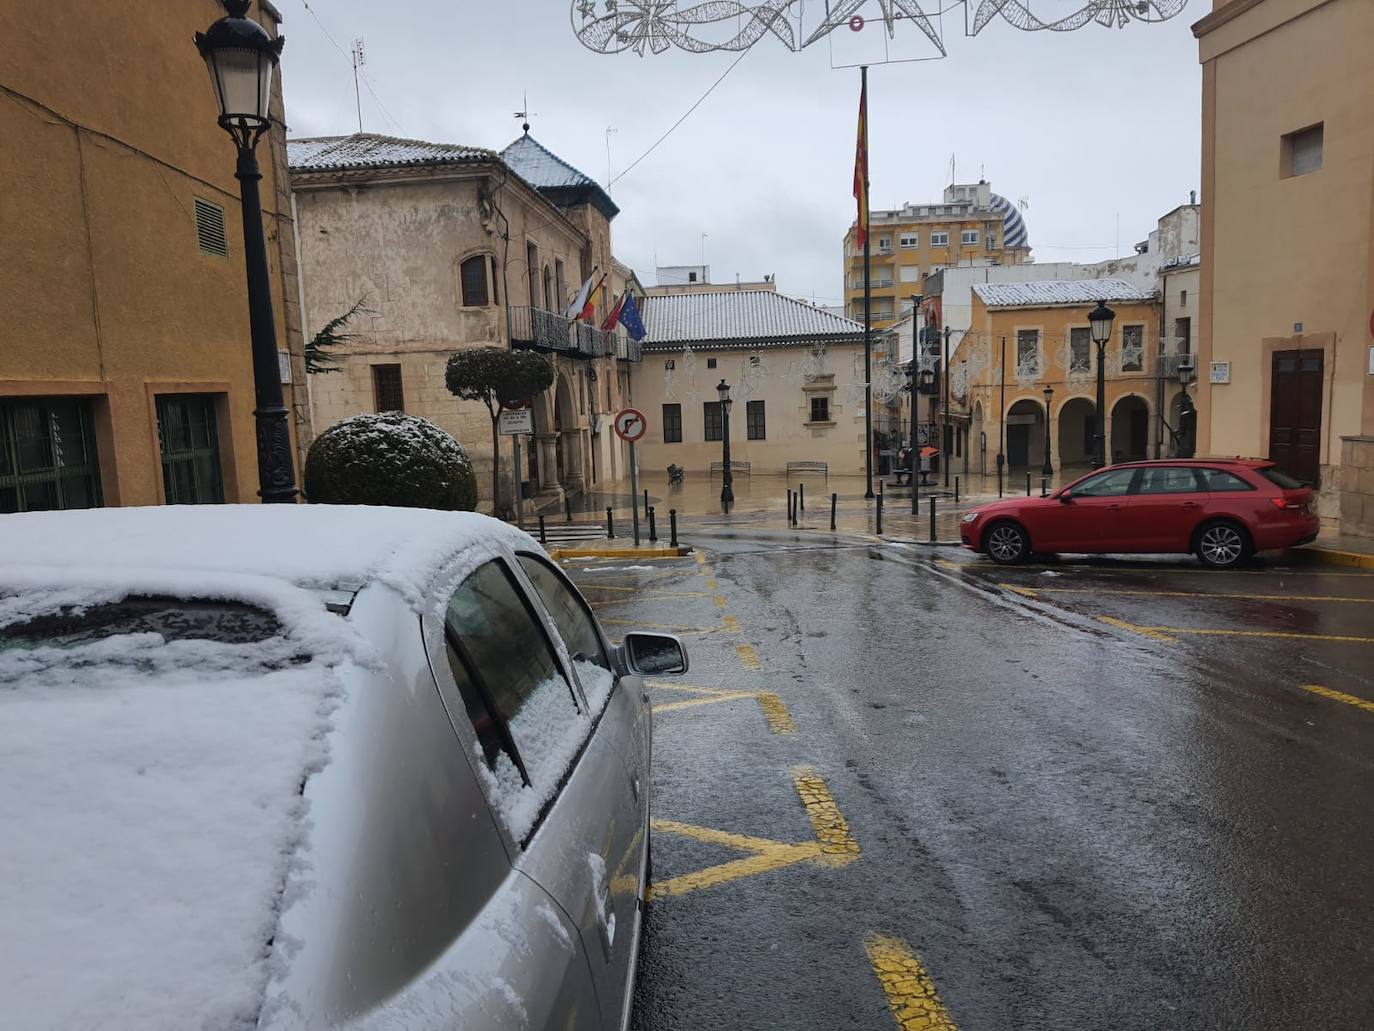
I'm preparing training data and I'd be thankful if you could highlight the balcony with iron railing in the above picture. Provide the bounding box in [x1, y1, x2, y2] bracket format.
[507, 306, 610, 358]
[612, 330, 642, 362]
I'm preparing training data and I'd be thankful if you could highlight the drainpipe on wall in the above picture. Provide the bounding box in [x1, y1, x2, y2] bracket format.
[290, 192, 315, 443]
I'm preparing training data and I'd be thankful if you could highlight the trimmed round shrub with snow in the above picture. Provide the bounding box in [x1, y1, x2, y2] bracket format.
[303, 412, 478, 511]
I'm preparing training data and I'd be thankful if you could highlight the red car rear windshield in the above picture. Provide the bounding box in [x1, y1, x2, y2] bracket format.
[1258, 467, 1306, 490]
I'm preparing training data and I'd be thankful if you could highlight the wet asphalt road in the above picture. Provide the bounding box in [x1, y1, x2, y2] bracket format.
[564, 532, 1374, 1031]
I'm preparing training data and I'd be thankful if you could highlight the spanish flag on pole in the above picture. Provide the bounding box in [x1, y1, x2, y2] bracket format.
[853, 74, 869, 250]
[579, 272, 608, 322]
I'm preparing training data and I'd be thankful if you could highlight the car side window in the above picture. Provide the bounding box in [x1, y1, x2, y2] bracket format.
[443, 560, 592, 842]
[1137, 467, 1204, 494]
[517, 552, 611, 672]
[1200, 469, 1255, 492]
[1073, 468, 1137, 497]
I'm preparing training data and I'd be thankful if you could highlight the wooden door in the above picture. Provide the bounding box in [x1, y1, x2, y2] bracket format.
[1269, 349, 1323, 486]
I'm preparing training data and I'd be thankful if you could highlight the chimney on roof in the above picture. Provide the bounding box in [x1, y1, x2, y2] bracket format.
[1190, 190, 1197, 205]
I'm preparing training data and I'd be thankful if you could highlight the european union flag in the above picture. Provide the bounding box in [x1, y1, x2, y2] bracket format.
[620, 292, 647, 342]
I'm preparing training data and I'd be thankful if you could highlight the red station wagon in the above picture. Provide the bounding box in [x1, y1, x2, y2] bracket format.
[961, 459, 1320, 569]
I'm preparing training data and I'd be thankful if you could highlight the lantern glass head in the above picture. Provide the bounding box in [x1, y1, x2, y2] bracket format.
[918, 368, 937, 395]
[1088, 301, 1116, 345]
[716, 379, 731, 404]
[195, 1, 284, 143]
[1043, 384, 1054, 404]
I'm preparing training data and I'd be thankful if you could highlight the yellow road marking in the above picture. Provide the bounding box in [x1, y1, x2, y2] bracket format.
[934, 559, 962, 572]
[1098, 616, 1179, 643]
[722, 614, 740, 631]
[1012, 565, 1374, 578]
[650, 682, 796, 734]
[863, 932, 958, 1031]
[713, 594, 728, 608]
[647, 769, 859, 900]
[736, 643, 761, 670]
[653, 691, 761, 714]
[757, 692, 797, 734]
[599, 617, 733, 635]
[706, 577, 719, 590]
[695, 550, 708, 566]
[579, 584, 712, 596]
[1006, 585, 1374, 604]
[1100, 617, 1374, 646]
[793, 766, 861, 862]
[1299, 684, 1374, 714]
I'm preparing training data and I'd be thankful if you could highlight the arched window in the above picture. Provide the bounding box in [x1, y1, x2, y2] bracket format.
[459, 255, 489, 307]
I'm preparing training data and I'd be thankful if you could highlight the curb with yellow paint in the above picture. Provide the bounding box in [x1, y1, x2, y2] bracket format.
[549, 544, 692, 560]
[1282, 543, 1374, 570]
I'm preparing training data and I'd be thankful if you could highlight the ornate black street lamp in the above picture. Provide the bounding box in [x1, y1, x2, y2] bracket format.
[717, 379, 734, 507]
[1087, 300, 1116, 469]
[1041, 383, 1054, 483]
[1175, 355, 1197, 459]
[195, 1, 297, 502]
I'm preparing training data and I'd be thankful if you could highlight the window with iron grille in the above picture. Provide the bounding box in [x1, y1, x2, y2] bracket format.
[662, 403, 682, 443]
[0, 397, 104, 514]
[809, 396, 830, 423]
[156, 395, 224, 505]
[746, 400, 765, 440]
[1016, 329, 1040, 374]
[194, 198, 227, 257]
[703, 401, 723, 442]
[372, 364, 405, 412]
[1121, 325, 1144, 371]
[460, 255, 489, 306]
[1069, 327, 1091, 374]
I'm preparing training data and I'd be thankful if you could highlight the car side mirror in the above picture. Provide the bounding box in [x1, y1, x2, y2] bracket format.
[1057, 491, 1073, 503]
[620, 632, 689, 677]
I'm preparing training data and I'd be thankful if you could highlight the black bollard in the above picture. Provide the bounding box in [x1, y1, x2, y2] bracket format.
[648, 506, 658, 542]
[955, 476, 960, 504]
[786, 489, 793, 526]
[1025, 473, 1031, 497]
[830, 492, 838, 532]
[606, 507, 615, 539]
[538, 514, 547, 546]
[800, 482, 806, 511]
[929, 495, 936, 543]
[669, 509, 679, 548]
[565, 493, 573, 523]
[876, 494, 883, 535]
[1041, 477, 1048, 497]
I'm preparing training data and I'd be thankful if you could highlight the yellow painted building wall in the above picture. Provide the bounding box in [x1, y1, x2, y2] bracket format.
[1195, 0, 1374, 522]
[1, 0, 302, 506]
[957, 296, 1164, 472]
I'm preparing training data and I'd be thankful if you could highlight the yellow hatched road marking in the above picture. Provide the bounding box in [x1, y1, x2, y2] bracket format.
[757, 692, 797, 734]
[863, 932, 958, 1031]
[1004, 584, 1374, 604]
[649, 682, 797, 733]
[713, 594, 728, 608]
[652, 691, 761, 714]
[722, 615, 740, 631]
[1299, 684, 1374, 713]
[647, 768, 859, 900]
[579, 584, 712, 596]
[706, 577, 720, 589]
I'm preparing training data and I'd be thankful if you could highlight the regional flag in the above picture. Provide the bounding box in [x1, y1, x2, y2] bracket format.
[578, 273, 608, 322]
[619, 292, 647, 342]
[601, 292, 626, 332]
[853, 76, 869, 250]
[564, 269, 597, 319]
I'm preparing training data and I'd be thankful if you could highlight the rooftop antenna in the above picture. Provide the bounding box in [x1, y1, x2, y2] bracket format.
[949, 154, 955, 186]
[351, 38, 365, 133]
[605, 126, 617, 187]
[701, 232, 708, 272]
[514, 92, 536, 134]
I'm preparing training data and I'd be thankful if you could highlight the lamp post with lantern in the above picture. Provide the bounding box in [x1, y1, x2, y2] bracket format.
[194, 0, 297, 502]
[1087, 300, 1116, 469]
[716, 379, 734, 508]
[1041, 383, 1054, 485]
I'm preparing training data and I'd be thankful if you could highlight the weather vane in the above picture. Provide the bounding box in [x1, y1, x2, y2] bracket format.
[571, 1, 1189, 58]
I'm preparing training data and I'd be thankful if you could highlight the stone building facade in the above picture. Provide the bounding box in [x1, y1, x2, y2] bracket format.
[289, 132, 638, 512]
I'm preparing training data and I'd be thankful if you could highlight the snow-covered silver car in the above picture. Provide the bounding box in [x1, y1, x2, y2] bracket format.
[0, 505, 684, 1031]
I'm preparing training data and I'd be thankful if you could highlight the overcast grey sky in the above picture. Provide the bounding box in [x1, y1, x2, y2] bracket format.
[281, 1, 1203, 305]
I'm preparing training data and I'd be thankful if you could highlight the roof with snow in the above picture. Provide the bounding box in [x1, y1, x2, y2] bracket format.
[640, 290, 867, 349]
[972, 279, 1156, 309]
[501, 133, 619, 220]
[288, 133, 497, 173]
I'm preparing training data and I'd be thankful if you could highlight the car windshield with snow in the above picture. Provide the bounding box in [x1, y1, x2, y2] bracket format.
[0, 505, 686, 1031]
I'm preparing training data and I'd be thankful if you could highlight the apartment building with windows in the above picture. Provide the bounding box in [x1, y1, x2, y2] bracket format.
[842, 180, 1032, 330]
[1, 0, 307, 512]
[629, 291, 870, 475]
[1194, 0, 1374, 535]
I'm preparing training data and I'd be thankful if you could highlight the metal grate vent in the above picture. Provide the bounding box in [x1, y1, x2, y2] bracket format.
[194, 198, 227, 257]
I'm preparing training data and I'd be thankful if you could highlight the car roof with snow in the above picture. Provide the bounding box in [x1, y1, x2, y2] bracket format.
[0, 504, 538, 1030]
[0, 504, 536, 593]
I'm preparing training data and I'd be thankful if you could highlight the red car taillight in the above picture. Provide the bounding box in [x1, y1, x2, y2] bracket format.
[1270, 497, 1306, 511]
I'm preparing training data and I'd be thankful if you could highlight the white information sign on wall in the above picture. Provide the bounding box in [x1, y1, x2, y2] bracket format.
[498, 408, 534, 435]
[1210, 361, 1231, 385]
